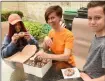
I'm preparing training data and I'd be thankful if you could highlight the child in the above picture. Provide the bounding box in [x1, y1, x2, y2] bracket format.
[1, 14, 39, 58]
[35, 5, 75, 71]
[81, 1, 105, 81]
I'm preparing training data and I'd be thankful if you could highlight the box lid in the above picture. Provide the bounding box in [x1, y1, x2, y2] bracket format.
[4, 45, 37, 63]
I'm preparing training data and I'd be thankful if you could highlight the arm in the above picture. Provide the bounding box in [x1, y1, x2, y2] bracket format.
[81, 72, 105, 81]
[48, 32, 74, 61]
[1, 35, 17, 58]
[46, 48, 71, 61]
[93, 75, 105, 81]
[28, 35, 39, 49]
[36, 48, 71, 61]
[43, 30, 53, 51]
[24, 32, 39, 49]
[38, 32, 74, 61]
[43, 36, 50, 51]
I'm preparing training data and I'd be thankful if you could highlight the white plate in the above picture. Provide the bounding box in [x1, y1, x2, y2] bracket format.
[61, 67, 80, 79]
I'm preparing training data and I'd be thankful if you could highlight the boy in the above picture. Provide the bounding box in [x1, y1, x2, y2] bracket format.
[81, 1, 105, 81]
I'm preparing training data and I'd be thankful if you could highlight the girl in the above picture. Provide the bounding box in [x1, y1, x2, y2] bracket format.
[1, 14, 39, 58]
[36, 5, 76, 71]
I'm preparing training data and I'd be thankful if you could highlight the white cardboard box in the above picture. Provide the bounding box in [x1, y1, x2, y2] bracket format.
[5, 45, 52, 78]
[23, 60, 52, 78]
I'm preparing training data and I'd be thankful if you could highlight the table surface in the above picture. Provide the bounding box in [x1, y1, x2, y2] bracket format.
[1, 60, 83, 81]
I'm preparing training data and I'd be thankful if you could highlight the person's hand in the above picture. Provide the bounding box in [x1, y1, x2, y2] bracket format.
[24, 32, 31, 41]
[11, 33, 20, 44]
[35, 49, 48, 59]
[43, 36, 53, 47]
[80, 72, 92, 81]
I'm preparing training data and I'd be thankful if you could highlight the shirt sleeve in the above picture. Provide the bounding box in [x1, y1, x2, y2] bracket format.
[28, 35, 39, 49]
[65, 33, 74, 50]
[101, 44, 105, 68]
[1, 35, 16, 58]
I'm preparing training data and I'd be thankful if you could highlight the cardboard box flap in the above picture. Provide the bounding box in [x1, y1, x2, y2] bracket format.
[5, 45, 37, 63]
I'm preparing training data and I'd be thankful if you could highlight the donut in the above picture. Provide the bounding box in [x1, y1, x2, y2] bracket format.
[41, 62, 45, 67]
[64, 68, 74, 76]
[18, 32, 25, 37]
[36, 62, 42, 68]
[42, 59, 48, 64]
[35, 56, 43, 62]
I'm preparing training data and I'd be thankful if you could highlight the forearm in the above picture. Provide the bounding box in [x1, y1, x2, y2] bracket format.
[92, 75, 105, 81]
[1, 42, 16, 58]
[44, 48, 71, 61]
[45, 52, 70, 61]
[42, 42, 49, 51]
[28, 38, 39, 49]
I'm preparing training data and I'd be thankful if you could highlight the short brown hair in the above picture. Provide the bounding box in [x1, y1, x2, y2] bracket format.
[45, 5, 62, 23]
[87, 1, 105, 14]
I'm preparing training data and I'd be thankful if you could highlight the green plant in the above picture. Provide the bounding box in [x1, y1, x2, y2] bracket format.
[10, 11, 24, 18]
[1, 11, 11, 21]
[1, 10, 24, 22]
[24, 21, 51, 40]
